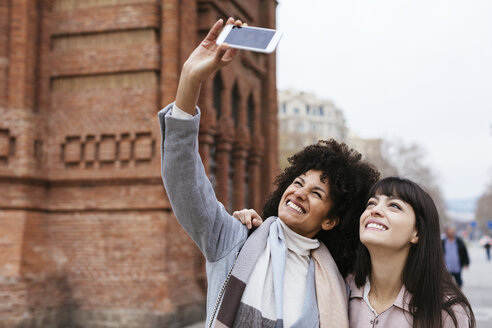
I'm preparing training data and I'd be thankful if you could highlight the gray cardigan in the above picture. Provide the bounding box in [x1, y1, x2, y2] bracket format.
[158, 103, 249, 327]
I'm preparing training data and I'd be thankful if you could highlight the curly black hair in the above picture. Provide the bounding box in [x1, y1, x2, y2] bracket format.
[262, 139, 380, 277]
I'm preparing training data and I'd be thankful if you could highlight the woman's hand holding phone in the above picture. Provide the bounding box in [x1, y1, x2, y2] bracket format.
[176, 18, 244, 115]
[182, 18, 244, 83]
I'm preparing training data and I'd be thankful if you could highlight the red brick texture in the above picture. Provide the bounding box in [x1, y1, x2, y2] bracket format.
[0, 0, 278, 326]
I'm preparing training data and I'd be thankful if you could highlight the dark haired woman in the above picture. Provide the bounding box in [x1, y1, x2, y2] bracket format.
[236, 177, 475, 327]
[159, 18, 379, 327]
[349, 177, 475, 327]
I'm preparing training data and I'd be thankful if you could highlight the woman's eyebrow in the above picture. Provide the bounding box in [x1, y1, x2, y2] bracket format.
[298, 175, 327, 195]
[313, 186, 327, 195]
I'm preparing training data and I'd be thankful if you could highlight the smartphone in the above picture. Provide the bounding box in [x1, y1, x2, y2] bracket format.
[216, 25, 282, 53]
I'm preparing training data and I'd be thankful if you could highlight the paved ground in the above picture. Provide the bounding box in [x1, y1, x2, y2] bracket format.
[184, 242, 492, 328]
[462, 242, 492, 328]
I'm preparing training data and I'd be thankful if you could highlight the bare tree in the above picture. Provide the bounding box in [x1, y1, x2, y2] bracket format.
[381, 139, 451, 225]
[475, 177, 492, 232]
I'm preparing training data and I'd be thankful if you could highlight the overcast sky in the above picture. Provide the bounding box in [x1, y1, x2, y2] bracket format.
[276, 0, 492, 201]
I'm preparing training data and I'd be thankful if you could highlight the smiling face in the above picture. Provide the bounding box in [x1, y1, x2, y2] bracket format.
[277, 169, 337, 238]
[360, 194, 419, 251]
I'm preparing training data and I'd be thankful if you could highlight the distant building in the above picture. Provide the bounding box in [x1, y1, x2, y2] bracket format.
[278, 89, 348, 168]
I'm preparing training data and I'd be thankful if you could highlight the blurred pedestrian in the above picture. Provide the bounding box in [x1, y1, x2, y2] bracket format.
[442, 225, 470, 288]
[479, 235, 491, 261]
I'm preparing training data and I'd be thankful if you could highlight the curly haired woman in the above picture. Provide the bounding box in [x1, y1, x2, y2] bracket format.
[159, 18, 379, 328]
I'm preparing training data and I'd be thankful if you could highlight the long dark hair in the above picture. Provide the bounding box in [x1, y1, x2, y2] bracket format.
[354, 177, 475, 328]
[262, 139, 380, 277]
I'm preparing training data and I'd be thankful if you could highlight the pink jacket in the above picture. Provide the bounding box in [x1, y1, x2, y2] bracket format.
[347, 276, 471, 328]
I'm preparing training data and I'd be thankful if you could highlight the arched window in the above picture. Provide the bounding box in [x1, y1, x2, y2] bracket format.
[213, 73, 223, 119]
[209, 142, 217, 189]
[247, 93, 255, 132]
[211, 72, 223, 190]
[231, 82, 240, 127]
[245, 93, 256, 208]
[228, 155, 234, 212]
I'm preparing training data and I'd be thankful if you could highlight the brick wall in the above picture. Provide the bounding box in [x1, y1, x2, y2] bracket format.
[0, 0, 278, 327]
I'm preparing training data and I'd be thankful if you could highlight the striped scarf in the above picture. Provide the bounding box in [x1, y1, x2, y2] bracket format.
[214, 217, 349, 328]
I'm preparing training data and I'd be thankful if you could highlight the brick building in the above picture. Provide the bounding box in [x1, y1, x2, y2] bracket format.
[0, 0, 278, 327]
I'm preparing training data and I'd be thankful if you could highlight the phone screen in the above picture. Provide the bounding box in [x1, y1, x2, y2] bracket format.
[224, 26, 275, 49]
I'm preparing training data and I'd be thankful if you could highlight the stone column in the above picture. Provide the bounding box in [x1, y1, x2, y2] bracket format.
[249, 133, 265, 211]
[160, 0, 180, 106]
[0, 1, 9, 108]
[215, 121, 234, 209]
[259, 0, 280, 200]
[198, 79, 217, 176]
[232, 125, 250, 211]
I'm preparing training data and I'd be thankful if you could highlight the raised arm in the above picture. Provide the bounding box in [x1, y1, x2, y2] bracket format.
[160, 18, 248, 262]
[175, 18, 240, 114]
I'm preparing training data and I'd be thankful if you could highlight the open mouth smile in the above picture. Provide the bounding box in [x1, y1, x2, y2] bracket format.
[287, 200, 305, 214]
[365, 220, 388, 231]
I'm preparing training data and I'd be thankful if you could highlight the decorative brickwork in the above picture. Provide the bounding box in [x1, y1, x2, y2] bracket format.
[60, 132, 155, 168]
[0, 129, 16, 165]
[0, 0, 278, 327]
